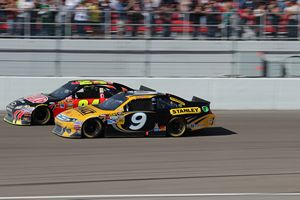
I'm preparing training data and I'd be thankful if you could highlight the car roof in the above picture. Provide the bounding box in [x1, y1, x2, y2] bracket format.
[69, 80, 112, 86]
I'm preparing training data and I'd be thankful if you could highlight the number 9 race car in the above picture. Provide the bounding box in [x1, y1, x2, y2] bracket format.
[52, 89, 215, 138]
[4, 80, 133, 125]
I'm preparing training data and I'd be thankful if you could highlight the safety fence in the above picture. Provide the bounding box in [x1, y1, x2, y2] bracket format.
[0, 9, 300, 40]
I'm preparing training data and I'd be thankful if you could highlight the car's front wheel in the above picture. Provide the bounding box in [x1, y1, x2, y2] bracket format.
[166, 117, 187, 137]
[31, 106, 52, 125]
[82, 118, 104, 138]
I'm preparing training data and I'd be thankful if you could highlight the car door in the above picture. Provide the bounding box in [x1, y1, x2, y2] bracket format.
[113, 98, 156, 135]
[72, 85, 101, 108]
[154, 96, 181, 125]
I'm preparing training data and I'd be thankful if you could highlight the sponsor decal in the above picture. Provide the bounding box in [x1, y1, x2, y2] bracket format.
[189, 123, 203, 129]
[10, 102, 17, 106]
[66, 103, 73, 109]
[60, 104, 65, 109]
[154, 123, 159, 132]
[74, 121, 82, 130]
[77, 80, 107, 85]
[66, 98, 73, 103]
[109, 116, 119, 120]
[71, 81, 80, 85]
[79, 81, 92, 85]
[77, 107, 96, 115]
[13, 109, 31, 120]
[6, 107, 12, 112]
[25, 94, 48, 104]
[21, 107, 34, 113]
[107, 114, 125, 125]
[202, 106, 210, 113]
[170, 97, 185, 106]
[107, 119, 116, 124]
[93, 80, 107, 85]
[170, 107, 201, 116]
[22, 116, 30, 122]
[159, 125, 166, 131]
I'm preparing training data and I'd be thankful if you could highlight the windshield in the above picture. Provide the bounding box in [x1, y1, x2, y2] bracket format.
[96, 92, 128, 110]
[49, 82, 80, 100]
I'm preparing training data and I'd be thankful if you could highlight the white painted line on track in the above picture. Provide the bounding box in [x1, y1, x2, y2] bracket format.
[1, 193, 300, 200]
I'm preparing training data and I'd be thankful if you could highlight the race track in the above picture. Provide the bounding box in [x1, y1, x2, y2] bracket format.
[0, 111, 300, 199]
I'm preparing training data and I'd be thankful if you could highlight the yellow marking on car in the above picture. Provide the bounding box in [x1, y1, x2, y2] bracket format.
[187, 114, 215, 131]
[78, 80, 107, 85]
[77, 106, 96, 115]
[170, 107, 201, 116]
[170, 97, 185, 106]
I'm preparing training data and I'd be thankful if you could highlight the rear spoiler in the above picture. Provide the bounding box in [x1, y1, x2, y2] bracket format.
[192, 96, 210, 105]
[139, 85, 156, 92]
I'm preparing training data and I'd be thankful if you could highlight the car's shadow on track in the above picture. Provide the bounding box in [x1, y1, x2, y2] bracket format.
[96, 127, 237, 139]
[185, 127, 237, 137]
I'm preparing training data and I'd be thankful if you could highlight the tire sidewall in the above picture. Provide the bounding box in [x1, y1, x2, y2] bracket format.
[82, 118, 104, 138]
[167, 117, 187, 137]
[31, 106, 52, 125]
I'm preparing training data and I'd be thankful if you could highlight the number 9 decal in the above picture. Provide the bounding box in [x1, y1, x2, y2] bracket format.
[129, 113, 147, 130]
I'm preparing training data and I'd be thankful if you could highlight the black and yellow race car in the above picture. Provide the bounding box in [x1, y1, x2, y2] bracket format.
[53, 89, 215, 138]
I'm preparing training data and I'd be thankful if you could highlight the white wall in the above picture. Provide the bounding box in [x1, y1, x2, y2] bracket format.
[1, 39, 300, 77]
[1, 77, 300, 110]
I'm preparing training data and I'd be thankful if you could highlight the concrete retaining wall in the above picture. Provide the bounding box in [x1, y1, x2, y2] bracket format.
[1, 39, 300, 77]
[1, 77, 300, 110]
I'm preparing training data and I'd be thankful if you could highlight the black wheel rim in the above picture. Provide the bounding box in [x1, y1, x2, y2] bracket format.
[36, 110, 47, 121]
[84, 120, 101, 138]
[33, 108, 50, 124]
[169, 119, 185, 136]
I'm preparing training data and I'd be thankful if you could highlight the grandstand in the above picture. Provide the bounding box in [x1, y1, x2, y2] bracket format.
[0, 0, 299, 39]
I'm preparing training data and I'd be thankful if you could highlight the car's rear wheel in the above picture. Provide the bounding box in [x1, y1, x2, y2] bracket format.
[167, 117, 187, 137]
[31, 107, 52, 125]
[82, 118, 104, 138]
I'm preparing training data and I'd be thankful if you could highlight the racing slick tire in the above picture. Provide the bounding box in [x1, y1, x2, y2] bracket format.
[82, 118, 104, 138]
[31, 106, 52, 125]
[166, 117, 187, 137]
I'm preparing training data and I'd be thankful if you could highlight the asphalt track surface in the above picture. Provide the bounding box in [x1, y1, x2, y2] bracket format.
[0, 111, 300, 199]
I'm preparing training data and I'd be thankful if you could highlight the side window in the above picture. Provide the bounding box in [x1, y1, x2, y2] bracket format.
[103, 87, 119, 98]
[127, 99, 154, 111]
[156, 97, 180, 110]
[76, 86, 99, 99]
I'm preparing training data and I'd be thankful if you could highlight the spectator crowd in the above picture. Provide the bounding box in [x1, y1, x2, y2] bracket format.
[0, 0, 300, 39]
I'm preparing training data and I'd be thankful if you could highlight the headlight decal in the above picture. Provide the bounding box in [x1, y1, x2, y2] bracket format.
[57, 113, 78, 122]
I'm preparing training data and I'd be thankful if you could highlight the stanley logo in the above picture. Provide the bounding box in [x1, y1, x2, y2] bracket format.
[170, 107, 201, 116]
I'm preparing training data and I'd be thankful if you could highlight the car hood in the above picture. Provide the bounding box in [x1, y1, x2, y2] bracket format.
[60, 105, 119, 121]
[7, 94, 60, 109]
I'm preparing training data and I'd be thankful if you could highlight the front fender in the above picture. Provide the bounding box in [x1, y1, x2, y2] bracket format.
[5, 106, 35, 125]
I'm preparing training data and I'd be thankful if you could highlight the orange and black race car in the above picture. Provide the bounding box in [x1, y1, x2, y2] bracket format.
[4, 80, 133, 125]
[53, 90, 215, 138]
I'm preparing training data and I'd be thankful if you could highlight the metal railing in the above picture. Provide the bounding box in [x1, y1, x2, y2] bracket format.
[0, 9, 300, 40]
